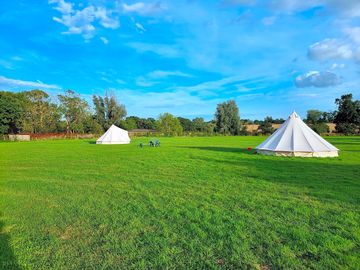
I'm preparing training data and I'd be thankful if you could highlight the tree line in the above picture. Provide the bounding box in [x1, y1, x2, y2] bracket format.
[0, 89, 359, 136]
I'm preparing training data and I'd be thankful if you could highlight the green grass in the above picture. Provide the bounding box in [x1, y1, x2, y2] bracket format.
[0, 136, 359, 269]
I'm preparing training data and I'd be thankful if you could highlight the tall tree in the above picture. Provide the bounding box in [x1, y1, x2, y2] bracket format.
[157, 113, 183, 136]
[93, 93, 126, 130]
[192, 117, 207, 132]
[0, 91, 23, 134]
[334, 94, 360, 135]
[214, 100, 241, 135]
[22, 90, 61, 133]
[58, 90, 90, 133]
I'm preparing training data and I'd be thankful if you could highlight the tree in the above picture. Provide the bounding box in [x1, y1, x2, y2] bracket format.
[258, 116, 274, 135]
[93, 93, 126, 130]
[0, 91, 23, 134]
[192, 117, 207, 132]
[58, 90, 90, 133]
[334, 94, 360, 135]
[178, 117, 193, 132]
[120, 117, 137, 130]
[22, 90, 61, 133]
[157, 113, 183, 136]
[306, 110, 329, 134]
[214, 100, 241, 135]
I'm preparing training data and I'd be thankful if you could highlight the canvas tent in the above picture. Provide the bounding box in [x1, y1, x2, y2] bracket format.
[96, 125, 131, 144]
[256, 111, 338, 157]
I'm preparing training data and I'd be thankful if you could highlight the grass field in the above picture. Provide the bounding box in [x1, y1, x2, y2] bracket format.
[0, 136, 359, 269]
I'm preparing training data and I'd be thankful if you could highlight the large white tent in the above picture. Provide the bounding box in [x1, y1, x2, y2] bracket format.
[256, 111, 338, 157]
[96, 125, 131, 144]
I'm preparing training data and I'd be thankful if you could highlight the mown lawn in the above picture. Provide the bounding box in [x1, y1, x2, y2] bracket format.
[0, 136, 359, 269]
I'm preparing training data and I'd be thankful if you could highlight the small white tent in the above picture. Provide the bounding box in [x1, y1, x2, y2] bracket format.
[256, 111, 338, 157]
[96, 125, 131, 144]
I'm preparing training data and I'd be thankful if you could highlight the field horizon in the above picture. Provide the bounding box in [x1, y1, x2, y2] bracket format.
[1, 136, 359, 269]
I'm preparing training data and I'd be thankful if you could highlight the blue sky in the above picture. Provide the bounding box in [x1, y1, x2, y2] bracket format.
[0, 0, 360, 120]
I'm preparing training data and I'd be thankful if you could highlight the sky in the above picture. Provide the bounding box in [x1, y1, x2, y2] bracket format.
[0, 0, 360, 120]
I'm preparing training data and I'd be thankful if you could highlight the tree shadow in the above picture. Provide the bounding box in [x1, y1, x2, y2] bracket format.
[0, 220, 22, 270]
[178, 146, 257, 155]
[191, 155, 360, 206]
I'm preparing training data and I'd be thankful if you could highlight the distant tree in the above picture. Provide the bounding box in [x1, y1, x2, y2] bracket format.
[178, 117, 193, 132]
[58, 90, 90, 133]
[258, 116, 274, 135]
[120, 117, 137, 130]
[305, 109, 329, 134]
[22, 90, 61, 133]
[334, 94, 360, 134]
[93, 93, 126, 130]
[157, 113, 183, 136]
[142, 118, 157, 129]
[272, 118, 285, 124]
[214, 100, 241, 135]
[0, 91, 23, 134]
[205, 121, 216, 134]
[192, 117, 207, 132]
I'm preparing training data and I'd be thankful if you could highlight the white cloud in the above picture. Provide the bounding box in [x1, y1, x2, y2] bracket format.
[94, 7, 119, 29]
[122, 2, 165, 16]
[135, 76, 157, 87]
[147, 70, 193, 79]
[343, 27, 360, 44]
[100, 36, 109, 44]
[127, 42, 180, 58]
[307, 39, 353, 61]
[295, 71, 342, 88]
[0, 76, 60, 89]
[50, 1, 119, 40]
[330, 63, 345, 69]
[49, 0, 73, 14]
[135, 22, 146, 33]
[262, 16, 276, 26]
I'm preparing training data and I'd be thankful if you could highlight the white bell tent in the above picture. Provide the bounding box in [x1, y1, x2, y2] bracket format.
[96, 125, 131, 144]
[256, 111, 338, 157]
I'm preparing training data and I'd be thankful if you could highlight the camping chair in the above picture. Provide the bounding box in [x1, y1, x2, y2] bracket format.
[149, 140, 155, 147]
[155, 140, 160, 147]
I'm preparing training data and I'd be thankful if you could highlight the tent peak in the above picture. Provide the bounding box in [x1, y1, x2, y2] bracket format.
[289, 111, 299, 118]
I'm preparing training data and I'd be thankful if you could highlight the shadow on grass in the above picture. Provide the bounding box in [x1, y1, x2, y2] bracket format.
[0, 220, 22, 270]
[192, 155, 360, 205]
[88, 141, 97, 144]
[178, 146, 256, 155]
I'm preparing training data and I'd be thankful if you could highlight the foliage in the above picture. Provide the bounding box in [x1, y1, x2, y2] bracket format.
[334, 94, 360, 135]
[258, 116, 274, 135]
[178, 117, 193, 132]
[157, 113, 183, 136]
[0, 91, 23, 134]
[22, 89, 61, 133]
[214, 100, 241, 135]
[0, 137, 359, 269]
[93, 93, 127, 130]
[306, 110, 330, 134]
[58, 90, 90, 133]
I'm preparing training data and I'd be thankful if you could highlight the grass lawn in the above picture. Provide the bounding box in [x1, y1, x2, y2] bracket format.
[0, 136, 359, 269]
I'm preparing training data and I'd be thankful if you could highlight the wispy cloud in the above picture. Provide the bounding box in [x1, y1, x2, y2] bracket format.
[100, 37, 109, 44]
[49, 0, 119, 40]
[0, 76, 60, 89]
[127, 42, 180, 58]
[147, 70, 193, 79]
[122, 2, 165, 16]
